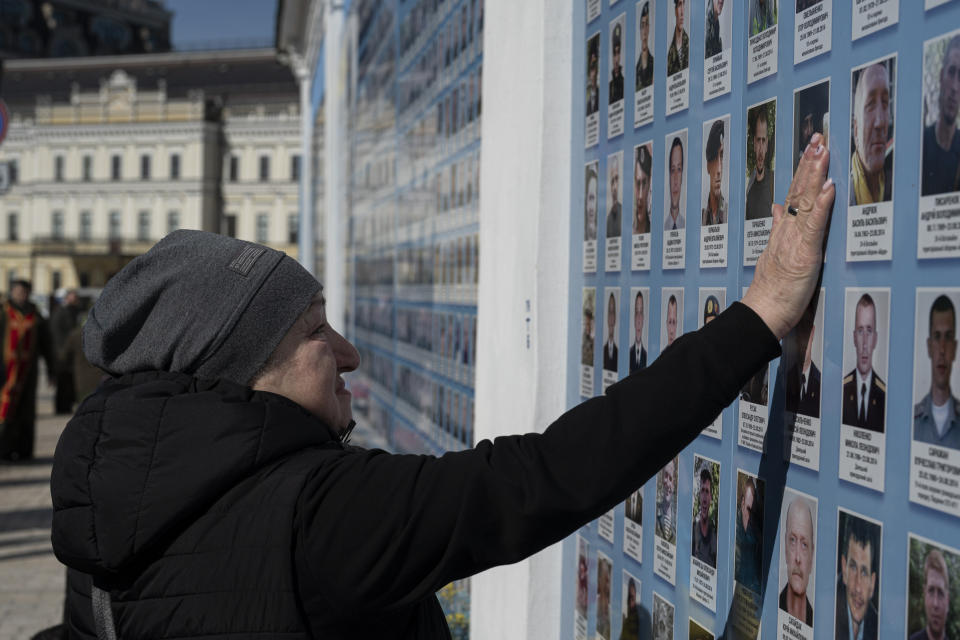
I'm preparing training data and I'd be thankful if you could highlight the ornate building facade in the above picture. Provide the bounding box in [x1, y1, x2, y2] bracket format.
[0, 48, 307, 297]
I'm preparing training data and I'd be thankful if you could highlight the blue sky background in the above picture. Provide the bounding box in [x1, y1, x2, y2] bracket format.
[165, 0, 279, 50]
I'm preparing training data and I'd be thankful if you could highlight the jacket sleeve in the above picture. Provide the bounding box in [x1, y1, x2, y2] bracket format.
[294, 301, 780, 621]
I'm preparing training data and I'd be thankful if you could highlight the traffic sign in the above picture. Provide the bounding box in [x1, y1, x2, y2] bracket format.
[0, 99, 8, 147]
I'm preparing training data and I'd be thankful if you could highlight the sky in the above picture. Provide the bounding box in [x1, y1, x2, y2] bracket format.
[165, 0, 279, 50]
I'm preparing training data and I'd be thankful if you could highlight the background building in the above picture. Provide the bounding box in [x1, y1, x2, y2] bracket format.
[0, 47, 306, 298]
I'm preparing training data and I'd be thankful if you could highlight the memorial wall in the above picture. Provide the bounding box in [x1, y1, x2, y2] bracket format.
[565, 1, 960, 639]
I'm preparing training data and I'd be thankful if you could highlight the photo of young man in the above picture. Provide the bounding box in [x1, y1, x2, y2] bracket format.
[834, 510, 881, 640]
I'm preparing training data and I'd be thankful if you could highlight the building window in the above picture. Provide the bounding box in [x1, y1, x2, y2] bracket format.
[259, 156, 270, 182]
[55, 155, 65, 182]
[256, 213, 269, 243]
[7, 213, 18, 241]
[111, 155, 122, 181]
[222, 214, 237, 238]
[79, 211, 92, 241]
[290, 155, 301, 182]
[170, 154, 180, 180]
[52, 210, 64, 239]
[167, 210, 180, 234]
[229, 155, 239, 182]
[108, 211, 121, 239]
[287, 213, 298, 244]
[8, 160, 17, 184]
[138, 210, 150, 241]
[140, 154, 151, 180]
[83, 155, 93, 181]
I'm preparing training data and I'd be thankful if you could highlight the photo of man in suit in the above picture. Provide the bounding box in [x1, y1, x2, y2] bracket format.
[603, 291, 618, 372]
[629, 290, 647, 373]
[842, 294, 886, 431]
[608, 160, 622, 239]
[786, 300, 821, 418]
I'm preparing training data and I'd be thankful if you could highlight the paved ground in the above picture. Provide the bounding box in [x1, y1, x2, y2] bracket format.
[0, 382, 68, 640]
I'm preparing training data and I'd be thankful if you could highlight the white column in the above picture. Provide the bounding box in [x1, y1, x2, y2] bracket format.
[296, 58, 315, 275]
[471, 0, 573, 637]
[323, 2, 347, 331]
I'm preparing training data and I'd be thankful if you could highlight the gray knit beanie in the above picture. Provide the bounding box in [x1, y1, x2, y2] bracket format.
[83, 229, 321, 385]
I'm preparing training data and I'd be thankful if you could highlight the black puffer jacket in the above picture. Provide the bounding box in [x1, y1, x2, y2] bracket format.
[51, 303, 778, 639]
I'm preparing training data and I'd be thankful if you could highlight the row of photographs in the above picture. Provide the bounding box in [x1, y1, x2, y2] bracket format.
[580, 286, 960, 518]
[585, 0, 948, 136]
[584, 27, 960, 267]
[574, 474, 959, 640]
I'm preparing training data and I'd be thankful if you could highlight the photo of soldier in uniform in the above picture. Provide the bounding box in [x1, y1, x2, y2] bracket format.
[692, 457, 719, 569]
[914, 291, 960, 450]
[653, 592, 675, 640]
[736, 471, 765, 596]
[666, 0, 689, 76]
[704, 0, 728, 59]
[701, 118, 728, 227]
[620, 572, 646, 640]
[921, 32, 960, 196]
[849, 56, 895, 206]
[794, 79, 830, 175]
[779, 490, 817, 628]
[610, 18, 625, 105]
[636, 2, 654, 90]
[587, 34, 601, 117]
[746, 100, 776, 221]
[633, 143, 653, 235]
[585, 162, 599, 242]
[834, 510, 881, 640]
[750, 0, 777, 35]
[842, 292, 888, 432]
[908, 535, 960, 640]
[597, 552, 613, 640]
[656, 457, 678, 545]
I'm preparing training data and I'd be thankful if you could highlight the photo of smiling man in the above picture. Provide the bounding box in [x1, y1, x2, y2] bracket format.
[834, 509, 881, 640]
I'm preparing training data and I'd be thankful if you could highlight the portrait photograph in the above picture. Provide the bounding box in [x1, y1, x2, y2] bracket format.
[576, 535, 590, 618]
[635, 1, 655, 92]
[597, 551, 613, 640]
[664, 130, 688, 232]
[621, 571, 645, 640]
[609, 13, 626, 106]
[793, 78, 830, 175]
[633, 143, 653, 235]
[907, 534, 960, 640]
[745, 99, 777, 222]
[660, 288, 684, 352]
[921, 29, 960, 197]
[700, 116, 730, 228]
[665, 0, 689, 77]
[692, 455, 720, 570]
[834, 509, 882, 640]
[625, 487, 643, 526]
[581, 288, 596, 368]
[689, 618, 714, 640]
[841, 289, 890, 433]
[627, 287, 650, 374]
[848, 55, 896, 207]
[653, 592, 675, 640]
[778, 487, 818, 629]
[602, 287, 620, 373]
[912, 289, 960, 451]
[796, 0, 822, 12]
[586, 33, 601, 117]
[607, 151, 624, 240]
[735, 470, 765, 597]
[750, 0, 778, 36]
[704, 0, 731, 60]
[585, 160, 600, 242]
[655, 457, 679, 545]
[784, 292, 825, 419]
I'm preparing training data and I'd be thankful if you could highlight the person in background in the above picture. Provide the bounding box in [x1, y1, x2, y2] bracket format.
[0, 280, 54, 461]
[51, 289, 81, 414]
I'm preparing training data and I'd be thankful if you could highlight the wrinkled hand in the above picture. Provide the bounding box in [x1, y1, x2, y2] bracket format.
[743, 133, 834, 340]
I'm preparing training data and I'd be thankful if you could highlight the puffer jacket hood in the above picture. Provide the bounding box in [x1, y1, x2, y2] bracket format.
[51, 371, 338, 577]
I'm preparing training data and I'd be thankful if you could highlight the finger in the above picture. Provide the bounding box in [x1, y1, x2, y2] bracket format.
[793, 140, 829, 213]
[771, 202, 785, 226]
[807, 177, 835, 243]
